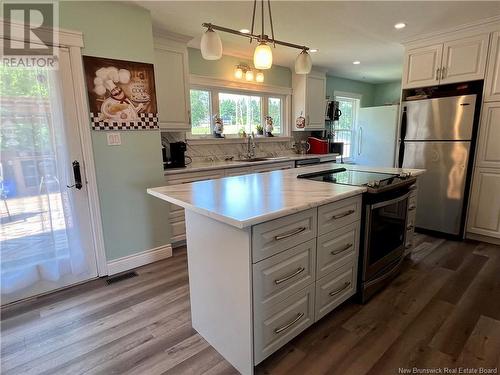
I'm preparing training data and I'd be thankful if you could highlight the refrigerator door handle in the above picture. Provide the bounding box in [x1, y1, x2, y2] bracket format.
[358, 126, 363, 156]
[398, 106, 407, 167]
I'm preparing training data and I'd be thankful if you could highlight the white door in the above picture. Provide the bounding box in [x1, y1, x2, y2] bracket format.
[402, 44, 443, 89]
[305, 74, 326, 129]
[440, 34, 489, 85]
[485, 31, 500, 102]
[1, 46, 98, 304]
[467, 167, 500, 239]
[356, 105, 399, 167]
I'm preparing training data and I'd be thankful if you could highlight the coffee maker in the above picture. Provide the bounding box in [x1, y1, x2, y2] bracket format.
[163, 141, 187, 169]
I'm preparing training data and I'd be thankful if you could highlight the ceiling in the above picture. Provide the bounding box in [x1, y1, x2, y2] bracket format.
[135, 1, 500, 84]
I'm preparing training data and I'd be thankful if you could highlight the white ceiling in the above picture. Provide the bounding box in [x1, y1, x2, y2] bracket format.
[135, 1, 500, 84]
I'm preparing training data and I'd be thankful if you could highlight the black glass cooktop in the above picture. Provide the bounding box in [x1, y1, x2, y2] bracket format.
[297, 168, 404, 188]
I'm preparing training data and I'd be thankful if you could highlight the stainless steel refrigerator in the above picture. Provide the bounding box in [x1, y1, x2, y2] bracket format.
[398, 94, 477, 236]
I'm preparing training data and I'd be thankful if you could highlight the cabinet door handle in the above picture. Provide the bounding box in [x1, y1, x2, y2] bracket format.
[329, 281, 351, 297]
[436, 67, 440, 80]
[274, 226, 306, 240]
[274, 312, 304, 334]
[306, 115, 310, 125]
[406, 224, 414, 231]
[274, 267, 305, 285]
[332, 209, 355, 220]
[188, 110, 191, 125]
[441, 67, 446, 79]
[331, 243, 353, 256]
[409, 184, 417, 191]
[408, 205, 416, 211]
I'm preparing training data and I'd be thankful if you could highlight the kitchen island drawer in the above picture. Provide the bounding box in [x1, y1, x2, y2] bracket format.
[316, 222, 359, 279]
[252, 209, 317, 263]
[314, 261, 357, 321]
[254, 284, 315, 364]
[253, 239, 316, 312]
[318, 196, 362, 236]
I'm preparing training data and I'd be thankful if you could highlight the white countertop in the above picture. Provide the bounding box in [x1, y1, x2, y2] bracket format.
[149, 163, 425, 229]
[163, 153, 339, 175]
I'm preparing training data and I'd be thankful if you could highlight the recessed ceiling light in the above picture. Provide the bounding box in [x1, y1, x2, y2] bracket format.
[394, 22, 406, 29]
[310, 48, 319, 53]
[239, 29, 250, 34]
[353, 60, 361, 65]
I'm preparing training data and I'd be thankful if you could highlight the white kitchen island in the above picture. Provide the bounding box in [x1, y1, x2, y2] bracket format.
[148, 163, 424, 374]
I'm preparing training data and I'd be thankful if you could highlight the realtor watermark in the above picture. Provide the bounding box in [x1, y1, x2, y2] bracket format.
[398, 367, 498, 374]
[2, 1, 59, 69]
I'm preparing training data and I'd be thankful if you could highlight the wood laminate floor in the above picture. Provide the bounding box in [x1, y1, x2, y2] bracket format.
[1, 234, 500, 375]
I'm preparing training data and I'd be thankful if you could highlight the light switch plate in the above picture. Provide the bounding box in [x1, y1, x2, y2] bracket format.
[107, 133, 121, 146]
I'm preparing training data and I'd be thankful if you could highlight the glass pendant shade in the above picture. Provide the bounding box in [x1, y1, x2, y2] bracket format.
[234, 67, 243, 79]
[245, 70, 254, 81]
[201, 29, 222, 60]
[295, 50, 312, 74]
[254, 42, 273, 69]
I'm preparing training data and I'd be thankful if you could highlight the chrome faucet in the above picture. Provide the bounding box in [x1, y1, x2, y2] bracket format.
[246, 132, 256, 159]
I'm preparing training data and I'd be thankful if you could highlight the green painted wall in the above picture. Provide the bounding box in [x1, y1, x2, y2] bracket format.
[60, 1, 170, 261]
[373, 81, 402, 106]
[188, 47, 292, 88]
[326, 75, 375, 107]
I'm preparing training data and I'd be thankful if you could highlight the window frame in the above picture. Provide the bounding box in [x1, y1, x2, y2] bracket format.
[333, 91, 361, 160]
[188, 82, 290, 139]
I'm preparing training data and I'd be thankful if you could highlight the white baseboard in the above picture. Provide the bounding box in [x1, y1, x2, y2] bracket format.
[107, 244, 173, 275]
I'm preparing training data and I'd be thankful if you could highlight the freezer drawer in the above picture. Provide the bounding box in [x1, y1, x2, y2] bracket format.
[402, 141, 470, 235]
[402, 95, 476, 141]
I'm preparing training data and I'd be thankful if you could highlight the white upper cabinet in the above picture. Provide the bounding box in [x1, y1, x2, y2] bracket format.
[402, 44, 443, 89]
[402, 33, 490, 89]
[440, 34, 490, 85]
[485, 31, 500, 102]
[293, 71, 326, 131]
[154, 38, 190, 130]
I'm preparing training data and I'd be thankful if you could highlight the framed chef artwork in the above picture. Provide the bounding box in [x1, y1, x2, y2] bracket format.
[82, 56, 158, 130]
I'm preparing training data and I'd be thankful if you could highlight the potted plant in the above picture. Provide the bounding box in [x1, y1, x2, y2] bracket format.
[256, 124, 264, 136]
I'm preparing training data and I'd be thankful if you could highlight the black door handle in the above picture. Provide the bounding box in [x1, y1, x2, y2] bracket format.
[398, 106, 407, 168]
[67, 160, 83, 190]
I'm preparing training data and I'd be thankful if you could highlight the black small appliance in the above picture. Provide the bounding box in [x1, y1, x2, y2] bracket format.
[164, 141, 187, 169]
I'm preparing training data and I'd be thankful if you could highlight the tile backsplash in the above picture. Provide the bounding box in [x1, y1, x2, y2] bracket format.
[161, 132, 312, 163]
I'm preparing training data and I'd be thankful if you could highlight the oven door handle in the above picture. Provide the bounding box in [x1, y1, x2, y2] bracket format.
[370, 192, 410, 210]
[365, 255, 405, 288]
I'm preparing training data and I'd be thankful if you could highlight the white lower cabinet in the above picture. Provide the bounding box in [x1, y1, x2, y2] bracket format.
[253, 284, 315, 364]
[252, 195, 362, 365]
[467, 167, 500, 239]
[314, 261, 357, 321]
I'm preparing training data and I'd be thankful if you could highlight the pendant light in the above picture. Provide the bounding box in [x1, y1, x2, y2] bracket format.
[254, 42, 273, 69]
[200, 27, 222, 60]
[201, 0, 314, 74]
[295, 49, 312, 74]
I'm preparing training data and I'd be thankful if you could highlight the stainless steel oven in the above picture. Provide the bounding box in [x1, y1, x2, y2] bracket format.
[359, 182, 413, 302]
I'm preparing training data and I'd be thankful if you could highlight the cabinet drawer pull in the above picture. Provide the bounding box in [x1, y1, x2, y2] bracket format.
[274, 312, 304, 334]
[274, 226, 306, 240]
[274, 267, 305, 285]
[408, 205, 416, 211]
[332, 209, 355, 220]
[406, 225, 414, 231]
[329, 281, 351, 297]
[331, 243, 353, 256]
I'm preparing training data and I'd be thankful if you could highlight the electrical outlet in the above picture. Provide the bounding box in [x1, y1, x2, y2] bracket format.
[107, 133, 121, 146]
